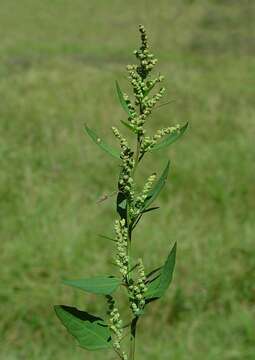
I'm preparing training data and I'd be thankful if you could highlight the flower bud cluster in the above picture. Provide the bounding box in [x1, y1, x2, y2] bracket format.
[106, 296, 126, 358]
[135, 25, 158, 80]
[125, 81, 165, 134]
[112, 127, 135, 197]
[129, 173, 156, 219]
[145, 75, 164, 94]
[123, 92, 137, 119]
[141, 87, 166, 116]
[129, 113, 146, 135]
[126, 64, 144, 107]
[121, 25, 168, 140]
[119, 152, 135, 197]
[112, 126, 129, 148]
[128, 259, 147, 315]
[114, 219, 129, 279]
[141, 124, 181, 154]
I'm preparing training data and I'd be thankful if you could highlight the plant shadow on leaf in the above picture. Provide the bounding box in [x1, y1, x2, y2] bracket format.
[59, 305, 103, 323]
[117, 191, 127, 219]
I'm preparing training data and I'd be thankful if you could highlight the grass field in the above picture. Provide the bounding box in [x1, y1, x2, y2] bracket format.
[1, 1, 255, 359]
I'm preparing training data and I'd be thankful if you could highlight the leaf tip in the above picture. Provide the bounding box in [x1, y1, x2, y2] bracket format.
[54, 304, 61, 316]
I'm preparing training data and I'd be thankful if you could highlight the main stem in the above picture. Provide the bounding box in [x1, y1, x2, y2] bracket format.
[129, 317, 138, 360]
[127, 133, 141, 360]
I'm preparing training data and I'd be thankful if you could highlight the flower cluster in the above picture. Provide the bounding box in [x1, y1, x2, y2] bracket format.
[140, 86, 165, 116]
[129, 173, 156, 219]
[126, 64, 145, 107]
[135, 24, 158, 80]
[112, 126, 129, 149]
[114, 219, 129, 279]
[123, 92, 137, 120]
[129, 113, 146, 135]
[112, 127, 135, 198]
[122, 24, 166, 138]
[128, 259, 147, 315]
[140, 124, 181, 154]
[106, 296, 127, 359]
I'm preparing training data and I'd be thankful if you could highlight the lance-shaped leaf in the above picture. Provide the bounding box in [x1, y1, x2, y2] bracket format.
[150, 122, 188, 151]
[84, 124, 120, 159]
[131, 207, 160, 230]
[145, 266, 162, 284]
[145, 242, 177, 301]
[115, 81, 132, 117]
[141, 206, 160, 215]
[98, 234, 116, 242]
[142, 161, 170, 211]
[120, 120, 137, 134]
[54, 305, 111, 350]
[63, 276, 121, 295]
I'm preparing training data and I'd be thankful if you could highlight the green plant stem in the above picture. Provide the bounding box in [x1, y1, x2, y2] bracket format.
[127, 132, 141, 360]
[129, 317, 138, 360]
[127, 222, 132, 282]
[127, 132, 141, 276]
[134, 134, 141, 172]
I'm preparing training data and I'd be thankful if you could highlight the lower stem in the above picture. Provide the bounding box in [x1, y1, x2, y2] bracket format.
[129, 317, 138, 360]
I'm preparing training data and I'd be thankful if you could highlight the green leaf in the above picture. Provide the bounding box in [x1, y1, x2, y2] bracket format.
[141, 206, 160, 214]
[54, 305, 111, 351]
[84, 124, 120, 159]
[142, 161, 170, 211]
[155, 100, 175, 110]
[131, 207, 160, 230]
[115, 81, 132, 116]
[63, 276, 121, 295]
[120, 120, 137, 134]
[145, 243, 177, 301]
[145, 266, 162, 284]
[150, 122, 188, 151]
[98, 234, 116, 242]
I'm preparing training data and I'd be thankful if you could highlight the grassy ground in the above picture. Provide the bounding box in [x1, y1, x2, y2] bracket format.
[1, 1, 255, 359]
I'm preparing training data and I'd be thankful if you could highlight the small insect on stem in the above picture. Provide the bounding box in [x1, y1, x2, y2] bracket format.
[96, 191, 117, 203]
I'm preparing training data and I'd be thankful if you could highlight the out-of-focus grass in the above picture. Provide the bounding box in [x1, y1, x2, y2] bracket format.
[0, 1, 254, 359]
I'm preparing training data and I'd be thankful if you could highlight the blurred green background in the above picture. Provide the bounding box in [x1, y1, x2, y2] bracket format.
[1, 1, 254, 359]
